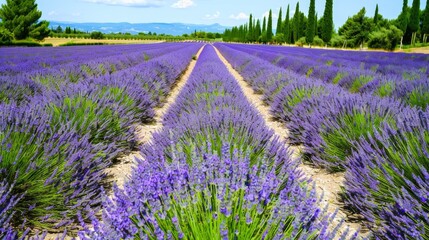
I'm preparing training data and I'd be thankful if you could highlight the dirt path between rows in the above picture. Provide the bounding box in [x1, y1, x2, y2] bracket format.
[213, 45, 366, 238]
[106, 45, 205, 189]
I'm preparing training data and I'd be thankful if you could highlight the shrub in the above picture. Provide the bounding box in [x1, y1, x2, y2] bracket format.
[367, 25, 403, 51]
[329, 34, 345, 48]
[373, 80, 395, 97]
[90, 31, 104, 40]
[0, 176, 22, 239]
[271, 80, 328, 123]
[45, 89, 133, 154]
[0, 104, 108, 232]
[0, 76, 42, 104]
[302, 95, 406, 171]
[295, 37, 307, 47]
[344, 110, 429, 239]
[312, 36, 324, 46]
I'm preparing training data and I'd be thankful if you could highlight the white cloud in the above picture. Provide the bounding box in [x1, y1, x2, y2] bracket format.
[205, 11, 220, 20]
[171, 0, 194, 9]
[229, 12, 248, 20]
[84, 0, 163, 7]
[48, 11, 59, 16]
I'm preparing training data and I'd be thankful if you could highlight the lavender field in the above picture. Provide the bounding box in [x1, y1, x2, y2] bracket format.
[1, 42, 429, 240]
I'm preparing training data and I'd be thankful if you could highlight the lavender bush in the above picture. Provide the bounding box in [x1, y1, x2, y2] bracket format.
[301, 95, 410, 171]
[0, 103, 109, 233]
[81, 145, 337, 239]
[0, 76, 41, 104]
[344, 110, 429, 239]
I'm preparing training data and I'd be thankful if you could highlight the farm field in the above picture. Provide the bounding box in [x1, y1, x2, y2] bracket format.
[1, 42, 429, 240]
[42, 37, 164, 47]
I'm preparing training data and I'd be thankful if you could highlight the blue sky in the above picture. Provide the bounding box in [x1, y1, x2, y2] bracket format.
[0, 0, 427, 28]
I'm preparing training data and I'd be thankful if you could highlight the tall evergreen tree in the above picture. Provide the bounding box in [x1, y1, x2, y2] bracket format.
[306, 0, 316, 43]
[256, 19, 262, 42]
[267, 9, 273, 42]
[262, 16, 267, 33]
[276, 7, 283, 35]
[315, 13, 318, 37]
[321, 0, 333, 43]
[423, 0, 429, 35]
[247, 14, 253, 42]
[0, 0, 50, 40]
[253, 19, 258, 41]
[284, 4, 291, 43]
[409, 0, 420, 33]
[374, 4, 379, 24]
[293, 2, 300, 42]
[397, 0, 409, 33]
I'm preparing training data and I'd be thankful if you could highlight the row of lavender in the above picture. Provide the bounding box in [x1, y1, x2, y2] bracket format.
[79, 45, 352, 239]
[215, 43, 429, 239]
[225, 43, 429, 111]
[1, 43, 189, 104]
[0, 43, 173, 75]
[0, 43, 201, 238]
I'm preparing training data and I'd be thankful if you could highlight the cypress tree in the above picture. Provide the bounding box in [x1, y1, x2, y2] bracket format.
[284, 4, 291, 43]
[253, 19, 258, 41]
[267, 9, 273, 42]
[404, 0, 420, 43]
[276, 7, 283, 35]
[0, 0, 50, 40]
[397, 0, 409, 33]
[247, 14, 253, 42]
[256, 19, 262, 42]
[262, 17, 267, 33]
[315, 13, 318, 37]
[321, 0, 333, 43]
[423, 0, 429, 35]
[409, 0, 420, 33]
[306, 0, 316, 43]
[374, 4, 379, 25]
[293, 2, 300, 42]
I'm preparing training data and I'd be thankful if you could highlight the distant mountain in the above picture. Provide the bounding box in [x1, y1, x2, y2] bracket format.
[49, 21, 228, 35]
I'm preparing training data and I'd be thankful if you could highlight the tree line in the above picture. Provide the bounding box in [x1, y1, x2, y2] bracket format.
[223, 0, 429, 50]
[0, 0, 224, 45]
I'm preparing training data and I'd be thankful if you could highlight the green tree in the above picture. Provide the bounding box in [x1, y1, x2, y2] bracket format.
[276, 7, 283, 35]
[255, 19, 262, 42]
[283, 5, 291, 43]
[423, 0, 429, 35]
[247, 14, 253, 42]
[262, 16, 266, 33]
[396, 0, 409, 33]
[0, 0, 50, 40]
[338, 8, 373, 47]
[409, 0, 420, 33]
[30, 20, 50, 40]
[321, 0, 333, 43]
[267, 10, 273, 42]
[90, 31, 104, 39]
[56, 25, 63, 33]
[0, 26, 13, 43]
[374, 4, 379, 25]
[306, 0, 316, 44]
[293, 2, 300, 42]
